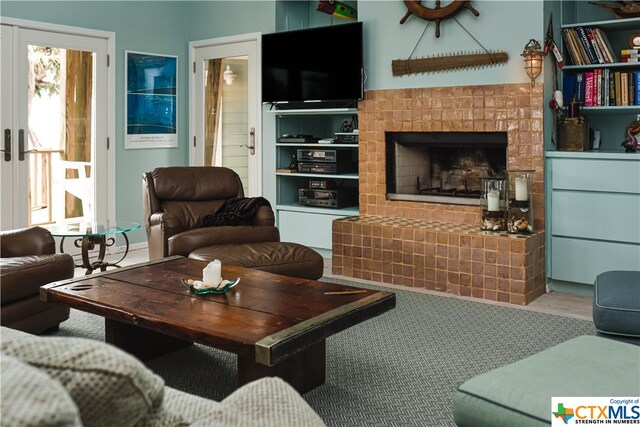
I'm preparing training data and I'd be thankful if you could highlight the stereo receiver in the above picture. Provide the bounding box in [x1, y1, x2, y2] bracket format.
[335, 132, 359, 144]
[297, 162, 357, 174]
[296, 149, 353, 163]
[298, 188, 358, 209]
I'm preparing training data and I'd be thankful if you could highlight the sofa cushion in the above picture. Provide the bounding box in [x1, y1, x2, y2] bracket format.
[1, 326, 165, 427]
[139, 387, 222, 427]
[453, 335, 640, 427]
[0, 253, 74, 303]
[1, 353, 82, 427]
[190, 377, 326, 427]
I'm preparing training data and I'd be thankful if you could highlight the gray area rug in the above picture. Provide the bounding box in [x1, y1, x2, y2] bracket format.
[47, 276, 596, 426]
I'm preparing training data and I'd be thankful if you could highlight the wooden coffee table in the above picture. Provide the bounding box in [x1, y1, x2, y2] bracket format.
[41, 256, 395, 393]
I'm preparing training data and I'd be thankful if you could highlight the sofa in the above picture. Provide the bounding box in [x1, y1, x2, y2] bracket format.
[0, 226, 74, 333]
[0, 326, 326, 427]
[142, 166, 324, 280]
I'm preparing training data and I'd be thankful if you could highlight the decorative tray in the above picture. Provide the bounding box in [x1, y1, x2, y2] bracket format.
[180, 277, 240, 295]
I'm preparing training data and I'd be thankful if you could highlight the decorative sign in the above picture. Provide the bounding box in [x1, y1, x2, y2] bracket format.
[125, 51, 178, 149]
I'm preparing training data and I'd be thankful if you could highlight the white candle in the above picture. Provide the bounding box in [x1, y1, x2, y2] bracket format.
[515, 176, 528, 201]
[487, 189, 500, 212]
[203, 259, 222, 286]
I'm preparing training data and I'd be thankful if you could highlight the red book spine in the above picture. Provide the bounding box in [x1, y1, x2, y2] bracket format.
[584, 71, 594, 106]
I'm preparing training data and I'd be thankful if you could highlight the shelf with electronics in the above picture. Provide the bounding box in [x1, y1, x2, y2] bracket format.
[265, 106, 360, 253]
[545, 4, 640, 291]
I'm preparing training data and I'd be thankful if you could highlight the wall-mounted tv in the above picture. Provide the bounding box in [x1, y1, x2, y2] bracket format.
[262, 22, 363, 108]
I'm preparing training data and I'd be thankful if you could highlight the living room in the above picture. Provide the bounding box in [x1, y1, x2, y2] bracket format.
[1, 1, 639, 426]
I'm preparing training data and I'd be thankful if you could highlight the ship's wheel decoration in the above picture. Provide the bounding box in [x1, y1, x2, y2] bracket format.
[393, 0, 509, 76]
[400, 0, 479, 38]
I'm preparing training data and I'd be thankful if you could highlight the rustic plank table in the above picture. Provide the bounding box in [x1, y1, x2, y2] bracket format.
[41, 256, 395, 393]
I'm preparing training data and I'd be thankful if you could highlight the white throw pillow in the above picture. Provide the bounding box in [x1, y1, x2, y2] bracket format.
[1, 353, 82, 427]
[1, 327, 165, 427]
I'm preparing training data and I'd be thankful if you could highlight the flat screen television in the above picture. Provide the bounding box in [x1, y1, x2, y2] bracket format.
[262, 22, 363, 108]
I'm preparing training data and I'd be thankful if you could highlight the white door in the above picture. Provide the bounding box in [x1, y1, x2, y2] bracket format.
[190, 34, 261, 196]
[0, 23, 110, 230]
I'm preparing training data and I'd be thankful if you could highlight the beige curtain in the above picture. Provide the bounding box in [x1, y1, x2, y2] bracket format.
[204, 59, 223, 166]
[63, 50, 93, 218]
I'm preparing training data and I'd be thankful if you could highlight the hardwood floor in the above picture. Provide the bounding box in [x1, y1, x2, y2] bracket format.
[99, 247, 593, 322]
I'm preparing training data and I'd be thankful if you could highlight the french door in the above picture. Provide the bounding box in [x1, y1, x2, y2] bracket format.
[0, 21, 111, 231]
[190, 33, 261, 196]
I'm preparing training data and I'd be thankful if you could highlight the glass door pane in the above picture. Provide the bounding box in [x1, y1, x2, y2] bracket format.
[27, 44, 95, 226]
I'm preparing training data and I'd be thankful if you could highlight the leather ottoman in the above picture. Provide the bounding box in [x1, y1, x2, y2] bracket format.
[188, 241, 324, 280]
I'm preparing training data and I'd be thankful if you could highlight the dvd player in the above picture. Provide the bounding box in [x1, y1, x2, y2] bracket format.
[278, 134, 319, 143]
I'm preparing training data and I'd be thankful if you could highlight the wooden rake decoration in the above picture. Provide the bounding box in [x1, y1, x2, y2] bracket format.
[392, 50, 509, 76]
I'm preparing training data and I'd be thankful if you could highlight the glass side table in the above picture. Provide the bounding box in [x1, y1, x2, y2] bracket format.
[46, 221, 141, 275]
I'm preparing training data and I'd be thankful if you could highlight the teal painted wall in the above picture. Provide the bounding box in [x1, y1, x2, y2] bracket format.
[1, 0, 544, 245]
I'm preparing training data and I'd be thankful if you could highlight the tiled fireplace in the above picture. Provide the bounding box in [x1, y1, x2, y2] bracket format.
[332, 84, 546, 305]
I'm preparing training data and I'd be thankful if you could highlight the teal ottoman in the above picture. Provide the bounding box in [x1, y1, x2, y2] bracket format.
[593, 270, 640, 341]
[453, 336, 640, 427]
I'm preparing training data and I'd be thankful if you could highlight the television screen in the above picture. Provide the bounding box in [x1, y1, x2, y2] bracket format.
[262, 22, 363, 106]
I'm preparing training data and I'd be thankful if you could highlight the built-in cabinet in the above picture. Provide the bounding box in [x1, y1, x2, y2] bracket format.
[546, 3, 640, 288]
[262, 107, 359, 255]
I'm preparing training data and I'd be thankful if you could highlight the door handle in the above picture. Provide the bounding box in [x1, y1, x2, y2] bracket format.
[1, 129, 10, 161]
[18, 129, 37, 161]
[247, 127, 256, 155]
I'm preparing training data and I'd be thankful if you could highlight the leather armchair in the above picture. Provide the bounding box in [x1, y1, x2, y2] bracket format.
[142, 166, 280, 260]
[0, 226, 74, 334]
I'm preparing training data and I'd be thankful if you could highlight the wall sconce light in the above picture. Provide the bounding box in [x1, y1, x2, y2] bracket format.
[223, 65, 236, 85]
[521, 39, 544, 87]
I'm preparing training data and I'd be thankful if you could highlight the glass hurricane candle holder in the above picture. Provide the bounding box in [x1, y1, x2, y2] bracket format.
[480, 177, 508, 231]
[507, 170, 534, 234]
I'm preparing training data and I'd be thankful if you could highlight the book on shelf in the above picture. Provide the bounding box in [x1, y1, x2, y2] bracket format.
[585, 27, 606, 64]
[621, 72, 629, 106]
[592, 28, 614, 63]
[635, 72, 640, 106]
[563, 74, 576, 106]
[575, 27, 599, 64]
[614, 71, 622, 106]
[576, 72, 585, 104]
[609, 69, 616, 106]
[563, 28, 585, 65]
[621, 48, 640, 56]
[584, 71, 595, 106]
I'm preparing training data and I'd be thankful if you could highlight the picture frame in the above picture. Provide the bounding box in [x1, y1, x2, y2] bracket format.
[125, 51, 178, 149]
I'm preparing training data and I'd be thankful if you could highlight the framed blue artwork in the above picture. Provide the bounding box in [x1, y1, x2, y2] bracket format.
[125, 51, 178, 149]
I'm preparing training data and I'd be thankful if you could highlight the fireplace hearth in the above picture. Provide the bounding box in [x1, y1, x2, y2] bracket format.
[386, 131, 508, 206]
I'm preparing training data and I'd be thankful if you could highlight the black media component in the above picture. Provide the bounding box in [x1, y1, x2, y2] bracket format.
[298, 187, 358, 208]
[308, 179, 337, 189]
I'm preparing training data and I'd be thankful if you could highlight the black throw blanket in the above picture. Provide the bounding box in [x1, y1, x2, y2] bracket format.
[201, 197, 271, 227]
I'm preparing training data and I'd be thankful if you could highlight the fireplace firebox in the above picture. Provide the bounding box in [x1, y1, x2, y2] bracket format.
[385, 131, 508, 206]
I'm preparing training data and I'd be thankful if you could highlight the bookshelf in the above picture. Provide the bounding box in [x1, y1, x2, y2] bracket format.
[546, 5, 640, 290]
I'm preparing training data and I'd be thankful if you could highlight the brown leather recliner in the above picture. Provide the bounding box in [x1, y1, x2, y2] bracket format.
[142, 166, 324, 280]
[0, 227, 74, 334]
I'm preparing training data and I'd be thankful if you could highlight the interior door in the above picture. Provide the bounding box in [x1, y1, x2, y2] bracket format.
[191, 34, 261, 196]
[0, 24, 108, 230]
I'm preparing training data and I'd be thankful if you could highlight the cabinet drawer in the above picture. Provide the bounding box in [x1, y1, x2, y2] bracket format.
[551, 158, 640, 193]
[551, 191, 640, 243]
[278, 210, 347, 250]
[550, 237, 640, 285]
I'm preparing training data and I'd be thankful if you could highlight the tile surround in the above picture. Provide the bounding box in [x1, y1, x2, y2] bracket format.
[332, 84, 546, 305]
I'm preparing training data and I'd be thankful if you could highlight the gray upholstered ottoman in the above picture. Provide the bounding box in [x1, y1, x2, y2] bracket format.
[593, 270, 640, 341]
[453, 336, 640, 427]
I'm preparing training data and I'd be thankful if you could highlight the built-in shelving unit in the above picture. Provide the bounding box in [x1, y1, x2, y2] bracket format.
[546, 4, 640, 290]
[263, 106, 359, 255]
